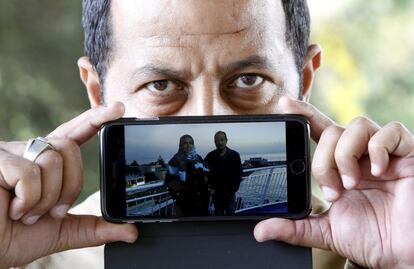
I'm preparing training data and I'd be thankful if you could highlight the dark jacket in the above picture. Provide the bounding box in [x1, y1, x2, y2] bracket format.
[205, 147, 243, 194]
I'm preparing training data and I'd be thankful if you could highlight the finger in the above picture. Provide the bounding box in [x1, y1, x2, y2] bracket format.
[56, 214, 138, 252]
[48, 102, 125, 146]
[21, 149, 63, 225]
[336, 156, 411, 191]
[334, 117, 380, 190]
[312, 125, 344, 202]
[0, 102, 124, 155]
[0, 139, 83, 218]
[48, 138, 83, 218]
[0, 149, 41, 220]
[0, 187, 11, 223]
[278, 96, 336, 142]
[254, 215, 331, 250]
[0, 141, 26, 156]
[368, 121, 414, 176]
[0, 187, 11, 245]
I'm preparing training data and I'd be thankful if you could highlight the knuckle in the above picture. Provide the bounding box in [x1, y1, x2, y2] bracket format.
[349, 116, 370, 127]
[386, 121, 404, 132]
[24, 162, 41, 180]
[368, 139, 382, 151]
[321, 124, 343, 138]
[62, 138, 81, 158]
[334, 148, 351, 166]
[43, 150, 63, 167]
[312, 164, 331, 179]
[4, 156, 41, 183]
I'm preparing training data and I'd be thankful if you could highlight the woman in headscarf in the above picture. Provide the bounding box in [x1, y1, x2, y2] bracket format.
[166, 134, 211, 215]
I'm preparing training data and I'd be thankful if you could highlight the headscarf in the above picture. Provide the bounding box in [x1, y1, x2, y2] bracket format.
[168, 134, 209, 182]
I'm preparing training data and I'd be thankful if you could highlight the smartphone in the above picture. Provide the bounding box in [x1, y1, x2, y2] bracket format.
[100, 115, 311, 223]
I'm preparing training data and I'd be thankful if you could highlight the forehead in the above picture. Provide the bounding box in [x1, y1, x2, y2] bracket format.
[105, 0, 300, 106]
[182, 137, 193, 142]
[110, 0, 287, 55]
[215, 133, 226, 139]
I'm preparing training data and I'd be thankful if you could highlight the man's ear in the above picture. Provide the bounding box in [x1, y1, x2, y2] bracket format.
[302, 44, 322, 102]
[77, 56, 102, 107]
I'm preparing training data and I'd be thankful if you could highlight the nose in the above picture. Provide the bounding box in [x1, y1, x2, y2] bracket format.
[177, 77, 234, 116]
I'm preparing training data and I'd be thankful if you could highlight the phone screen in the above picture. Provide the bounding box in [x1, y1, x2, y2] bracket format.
[101, 115, 310, 222]
[124, 121, 287, 217]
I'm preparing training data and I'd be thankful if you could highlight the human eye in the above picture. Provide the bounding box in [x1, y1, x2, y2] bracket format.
[146, 80, 180, 93]
[223, 73, 280, 111]
[229, 74, 265, 89]
[132, 79, 188, 115]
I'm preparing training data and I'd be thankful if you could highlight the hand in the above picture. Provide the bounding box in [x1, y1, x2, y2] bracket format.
[254, 97, 414, 269]
[0, 103, 138, 268]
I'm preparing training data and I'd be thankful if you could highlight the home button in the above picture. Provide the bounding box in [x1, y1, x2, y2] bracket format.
[290, 159, 305, 175]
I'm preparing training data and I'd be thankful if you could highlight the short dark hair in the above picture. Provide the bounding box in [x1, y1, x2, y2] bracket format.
[82, 0, 112, 99]
[281, 0, 310, 97]
[82, 0, 310, 100]
[214, 131, 228, 141]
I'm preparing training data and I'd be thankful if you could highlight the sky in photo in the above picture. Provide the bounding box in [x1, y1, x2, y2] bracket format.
[125, 121, 286, 164]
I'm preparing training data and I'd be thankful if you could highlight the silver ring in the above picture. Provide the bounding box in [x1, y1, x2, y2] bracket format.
[23, 136, 56, 162]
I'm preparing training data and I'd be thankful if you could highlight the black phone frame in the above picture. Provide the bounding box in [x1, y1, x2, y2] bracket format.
[100, 114, 311, 223]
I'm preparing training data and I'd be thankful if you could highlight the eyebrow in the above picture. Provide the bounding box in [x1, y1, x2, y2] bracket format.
[131, 55, 277, 81]
[132, 65, 189, 81]
[220, 55, 277, 75]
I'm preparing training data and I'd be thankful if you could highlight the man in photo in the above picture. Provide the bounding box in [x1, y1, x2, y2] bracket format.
[205, 131, 243, 215]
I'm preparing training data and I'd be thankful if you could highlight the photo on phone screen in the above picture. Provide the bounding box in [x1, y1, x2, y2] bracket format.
[123, 122, 287, 217]
[101, 115, 310, 222]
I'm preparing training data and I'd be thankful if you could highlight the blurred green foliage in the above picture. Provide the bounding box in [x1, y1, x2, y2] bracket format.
[310, 0, 414, 129]
[0, 1, 98, 203]
[0, 1, 413, 204]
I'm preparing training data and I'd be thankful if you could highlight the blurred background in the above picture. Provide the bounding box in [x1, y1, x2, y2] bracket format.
[1, 0, 413, 203]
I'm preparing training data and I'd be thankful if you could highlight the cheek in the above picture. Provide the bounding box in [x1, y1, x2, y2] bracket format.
[103, 79, 141, 115]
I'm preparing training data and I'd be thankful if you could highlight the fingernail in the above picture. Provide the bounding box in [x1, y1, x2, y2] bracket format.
[51, 204, 70, 218]
[23, 215, 40, 225]
[254, 225, 267, 242]
[342, 175, 356, 190]
[371, 163, 381, 176]
[123, 236, 136, 244]
[321, 186, 338, 201]
[122, 230, 137, 244]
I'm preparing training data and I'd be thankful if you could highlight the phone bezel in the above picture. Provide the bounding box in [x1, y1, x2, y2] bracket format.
[100, 114, 311, 223]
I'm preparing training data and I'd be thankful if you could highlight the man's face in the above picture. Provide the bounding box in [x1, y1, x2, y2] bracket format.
[214, 133, 228, 150]
[103, 0, 299, 117]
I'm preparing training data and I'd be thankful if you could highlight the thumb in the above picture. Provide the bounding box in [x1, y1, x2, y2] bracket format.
[56, 214, 138, 252]
[254, 216, 331, 250]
